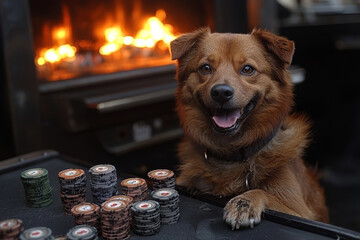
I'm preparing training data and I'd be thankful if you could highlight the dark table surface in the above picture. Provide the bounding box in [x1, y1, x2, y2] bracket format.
[0, 150, 359, 240]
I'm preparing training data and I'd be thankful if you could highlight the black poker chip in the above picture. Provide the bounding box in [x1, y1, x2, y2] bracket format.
[131, 200, 161, 236]
[58, 169, 87, 215]
[151, 188, 180, 224]
[66, 225, 98, 240]
[89, 164, 118, 205]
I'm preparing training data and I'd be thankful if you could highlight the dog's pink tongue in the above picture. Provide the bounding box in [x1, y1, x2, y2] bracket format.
[212, 109, 241, 128]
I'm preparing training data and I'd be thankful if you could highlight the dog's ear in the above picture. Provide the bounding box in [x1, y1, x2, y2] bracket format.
[251, 29, 294, 67]
[170, 27, 210, 60]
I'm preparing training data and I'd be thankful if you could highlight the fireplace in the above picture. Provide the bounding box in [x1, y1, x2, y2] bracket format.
[30, 0, 215, 83]
[1, 0, 249, 171]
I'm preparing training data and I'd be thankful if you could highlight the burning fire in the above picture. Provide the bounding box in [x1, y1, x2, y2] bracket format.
[36, 9, 176, 67]
[99, 9, 175, 55]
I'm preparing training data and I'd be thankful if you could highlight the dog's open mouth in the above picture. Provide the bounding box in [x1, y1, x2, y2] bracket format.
[210, 94, 259, 135]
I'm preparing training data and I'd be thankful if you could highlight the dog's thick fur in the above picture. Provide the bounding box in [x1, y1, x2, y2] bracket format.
[170, 28, 328, 229]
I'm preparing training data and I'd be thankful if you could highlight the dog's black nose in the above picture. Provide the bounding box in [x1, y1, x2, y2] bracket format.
[211, 84, 234, 104]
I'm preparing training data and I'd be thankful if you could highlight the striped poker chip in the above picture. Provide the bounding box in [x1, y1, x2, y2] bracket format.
[147, 169, 176, 190]
[131, 200, 161, 236]
[151, 188, 180, 225]
[151, 188, 178, 201]
[20, 168, 52, 208]
[58, 168, 87, 215]
[147, 169, 174, 179]
[71, 203, 101, 231]
[89, 164, 118, 205]
[131, 200, 159, 214]
[0, 219, 24, 239]
[19, 227, 53, 240]
[66, 225, 98, 240]
[100, 199, 130, 239]
[102, 200, 126, 212]
[120, 178, 148, 203]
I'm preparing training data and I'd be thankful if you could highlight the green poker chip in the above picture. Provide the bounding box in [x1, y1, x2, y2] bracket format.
[20, 168, 53, 208]
[21, 168, 48, 179]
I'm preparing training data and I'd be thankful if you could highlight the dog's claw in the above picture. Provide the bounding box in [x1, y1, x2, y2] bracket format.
[249, 218, 255, 228]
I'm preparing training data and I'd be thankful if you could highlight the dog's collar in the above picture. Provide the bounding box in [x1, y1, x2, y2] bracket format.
[204, 124, 282, 163]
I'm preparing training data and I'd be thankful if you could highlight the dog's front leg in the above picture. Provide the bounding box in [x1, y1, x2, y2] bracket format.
[223, 189, 301, 229]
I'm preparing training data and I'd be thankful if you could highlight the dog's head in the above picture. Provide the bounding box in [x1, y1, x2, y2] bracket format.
[170, 28, 295, 150]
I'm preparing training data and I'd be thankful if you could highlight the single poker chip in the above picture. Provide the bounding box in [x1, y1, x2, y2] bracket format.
[58, 169, 84, 180]
[101, 200, 127, 212]
[120, 178, 146, 188]
[19, 227, 53, 240]
[147, 169, 174, 179]
[21, 168, 47, 179]
[151, 188, 178, 201]
[131, 200, 159, 214]
[89, 165, 114, 175]
[66, 225, 98, 240]
[72, 203, 100, 216]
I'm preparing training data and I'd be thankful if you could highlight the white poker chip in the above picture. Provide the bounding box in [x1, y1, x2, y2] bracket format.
[66, 225, 97, 240]
[20, 227, 52, 240]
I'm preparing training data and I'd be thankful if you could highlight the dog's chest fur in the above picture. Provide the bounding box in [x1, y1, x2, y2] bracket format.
[176, 115, 310, 197]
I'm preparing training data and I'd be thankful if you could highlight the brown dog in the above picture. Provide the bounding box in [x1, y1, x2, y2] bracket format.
[170, 28, 328, 229]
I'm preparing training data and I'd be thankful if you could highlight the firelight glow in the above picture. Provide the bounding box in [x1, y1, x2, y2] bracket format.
[35, 9, 176, 66]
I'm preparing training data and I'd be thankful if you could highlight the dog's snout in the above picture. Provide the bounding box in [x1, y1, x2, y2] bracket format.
[211, 84, 234, 104]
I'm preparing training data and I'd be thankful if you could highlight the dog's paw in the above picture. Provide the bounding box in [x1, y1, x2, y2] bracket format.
[223, 195, 263, 230]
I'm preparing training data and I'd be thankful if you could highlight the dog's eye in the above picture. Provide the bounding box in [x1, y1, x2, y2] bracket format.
[199, 64, 212, 74]
[240, 65, 255, 76]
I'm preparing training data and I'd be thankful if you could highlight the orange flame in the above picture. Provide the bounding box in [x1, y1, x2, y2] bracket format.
[36, 26, 77, 66]
[99, 9, 176, 55]
[36, 9, 176, 66]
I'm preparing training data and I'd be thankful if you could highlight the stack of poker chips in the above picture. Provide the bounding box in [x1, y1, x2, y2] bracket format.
[20, 168, 53, 208]
[131, 200, 161, 236]
[71, 203, 101, 231]
[66, 225, 98, 240]
[147, 169, 176, 189]
[89, 164, 118, 205]
[19, 227, 53, 240]
[0, 219, 24, 240]
[120, 178, 148, 202]
[101, 199, 131, 240]
[151, 188, 180, 224]
[58, 169, 87, 215]
[107, 195, 133, 224]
